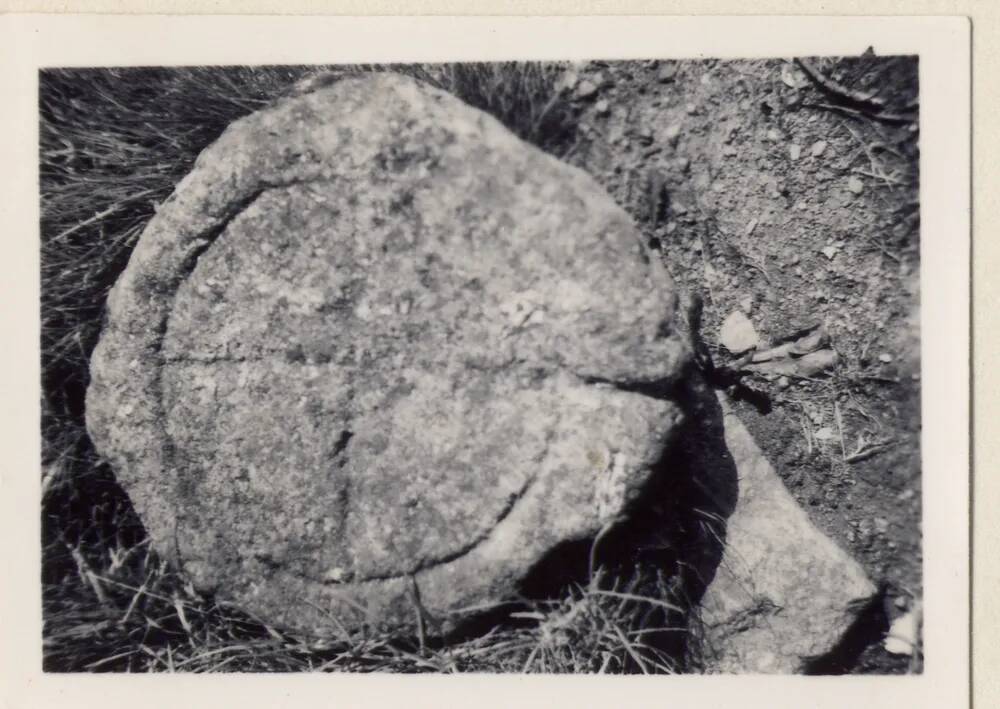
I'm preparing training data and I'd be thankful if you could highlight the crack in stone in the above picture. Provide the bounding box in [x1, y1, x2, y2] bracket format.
[575, 372, 682, 402]
[317, 473, 537, 587]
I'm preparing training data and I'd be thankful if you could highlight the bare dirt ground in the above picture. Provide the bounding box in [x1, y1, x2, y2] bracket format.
[559, 56, 921, 672]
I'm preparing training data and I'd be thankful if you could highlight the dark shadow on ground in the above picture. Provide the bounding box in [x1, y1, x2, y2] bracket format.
[516, 370, 740, 670]
[801, 584, 890, 675]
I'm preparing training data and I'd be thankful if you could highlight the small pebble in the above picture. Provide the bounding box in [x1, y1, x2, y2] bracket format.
[718, 310, 760, 354]
[879, 353, 894, 363]
[594, 99, 610, 115]
[847, 176, 864, 194]
[657, 63, 677, 82]
[686, 103, 698, 115]
[575, 80, 598, 100]
[777, 376, 790, 389]
[789, 144, 802, 161]
[811, 140, 828, 157]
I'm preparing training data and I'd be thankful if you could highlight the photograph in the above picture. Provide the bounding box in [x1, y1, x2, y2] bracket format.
[38, 54, 926, 675]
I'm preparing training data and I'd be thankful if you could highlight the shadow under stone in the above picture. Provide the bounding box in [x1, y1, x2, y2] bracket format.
[801, 584, 891, 675]
[515, 370, 740, 670]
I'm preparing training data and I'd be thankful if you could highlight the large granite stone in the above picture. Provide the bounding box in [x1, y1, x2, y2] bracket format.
[86, 73, 690, 636]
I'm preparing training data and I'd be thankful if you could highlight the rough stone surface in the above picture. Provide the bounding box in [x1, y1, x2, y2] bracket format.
[86, 74, 690, 636]
[697, 394, 876, 673]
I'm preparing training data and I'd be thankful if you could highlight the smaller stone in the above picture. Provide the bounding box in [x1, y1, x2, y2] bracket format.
[789, 144, 802, 161]
[847, 176, 864, 194]
[874, 517, 890, 534]
[767, 128, 781, 142]
[686, 103, 698, 115]
[811, 140, 828, 157]
[821, 245, 838, 260]
[879, 353, 893, 363]
[594, 99, 610, 115]
[884, 604, 921, 656]
[777, 376, 791, 390]
[723, 144, 738, 157]
[813, 427, 836, 443]
[718, 310, 760, 354]
[698, 398, 877, 673]
[575, 80, 598, 100]
[780, 63, 802, 88]
[657, 63, 678, 82]
[665, 123, 682, 142]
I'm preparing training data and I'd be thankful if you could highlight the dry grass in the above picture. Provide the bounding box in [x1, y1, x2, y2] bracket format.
[39, 63, 694, 673]
[44, 548, 688, 673]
